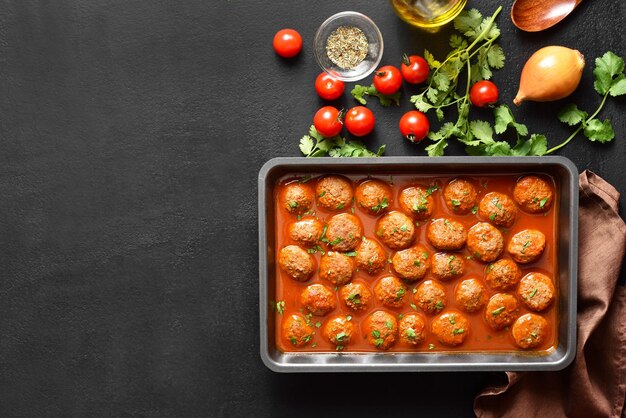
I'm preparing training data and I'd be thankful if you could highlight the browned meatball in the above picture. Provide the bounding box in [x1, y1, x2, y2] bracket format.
[507, 229, 546, 264]
[414, 280, 446, 314]
[513, 176, 554, 213]
[518, 273, 555, 312]
[323, 315, 355, 348]
[426, 218, 467, 251]
[391, 245, 430, 282]
[288, 217, 324, 246]
[363, 310, 398, 350]
[479, 192, 517, 227]
[512, 313, 549, 349]
[282, 314, 314, 347]
[281, 182, 314, 214]
[355, 179, 392, 215]
[455, 278, 488, 313]
[374, 276, 407, 308]
[316, 175, 353, 211]
[355, 237, 387, 275]
[278, 245, 315, 282]
[485, 259, 522, 291]
[467, 222, 504, 263]
[376, 211, 416, 250]
[431, 312, 470, 347]
[484, 293, 519, 330]
[431, 252, 464, 281]
[319, 251, 354, 286]
[444, 179, 478, 214]
[398, 186, 435, 220]
[300, 284, 336, 316]
[325, 213, 363, 252]
[339, 282, 372, 311]
[398, 313, 426, 346]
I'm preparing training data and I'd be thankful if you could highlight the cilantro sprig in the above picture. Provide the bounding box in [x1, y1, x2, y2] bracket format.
[545, 51, 625, 153]
[299, 125, 386, 158]
[351, 84, 401, 107]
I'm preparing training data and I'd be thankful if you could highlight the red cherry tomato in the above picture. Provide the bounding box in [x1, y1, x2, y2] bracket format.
[315, 73, 345, 100]
[345, 106, 375, 137]
[401, 54, 429, 84]
[273, 29, 302, 58]
[373, 65, 403, 95]
[470, 80, 499, 107]
[313, 106, 343, 137]
[399, 111, 429, 143]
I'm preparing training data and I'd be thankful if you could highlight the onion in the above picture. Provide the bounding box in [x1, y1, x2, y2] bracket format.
[514, 46, 585, 106]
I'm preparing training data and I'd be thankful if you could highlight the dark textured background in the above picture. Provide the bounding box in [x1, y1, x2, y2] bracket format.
[0, 0, 624, 416]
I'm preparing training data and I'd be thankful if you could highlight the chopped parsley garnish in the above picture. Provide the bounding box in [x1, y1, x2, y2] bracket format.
[336, 203, 345, 210]
[428, 344, 435, 350]
[276, 301, 286, 314]
[329, 237, 343, 246]
[307, 245, 325, 255]
[521, 240, 531, 253]
[299, 175, 311, 183]
[413, 260, 421, 267]
[426, 185, 439, 196]
[410, 303, 417, 310]
[335, 332, 346, 342]
[311, 342, 317, 348]
[529, 288, 538, 298]
[489, 213, 497, 221]
[423, 252, 429, 259]
[412, 288, 417, 294]
[290, 337, 298, 345]
[315, 322, 322, 328]
[487, 264, 494, 273]
[406, 328, 416, 339]
[288, 201, 298, 209]
[345, 251, 357, 257]
[385, 320, 393, 330]
[318, 191, 326, 198]
[530, 331, 539, 339]
[471, 206, 478, 214]
[451, 199, 461, 208]
[305, 313, 313, 326]
[448, 255, 456, 264]
[400, 224, 408, 232]
[347, 293, 361, 305]
[413, 202, 427, 213]
[336, 345, 344, 351]
[319, 225, 328, 242]
[539, 197, 549, 208]
[397, 314, 403, 320]
[346, 315, 352, 321]
[372, 330, 381, 338]
[491, 306, 505, 316]
[303, 335, 312, 343]
[449, 314, 456, 325]
[375, 338, 384, 347]
[371, 197, 389, 213]
[396, 287, 406, 300]
[376, 229, 383, 237]
[452, 328, 465, 335]
[435, 300, 444, 310]
[444, 219, 452, 227]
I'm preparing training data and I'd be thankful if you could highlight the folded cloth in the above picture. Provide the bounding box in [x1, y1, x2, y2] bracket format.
[474, 170, 626, 418]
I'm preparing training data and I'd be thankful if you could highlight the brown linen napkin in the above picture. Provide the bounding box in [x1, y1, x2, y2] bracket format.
[474, 170, 626, 418]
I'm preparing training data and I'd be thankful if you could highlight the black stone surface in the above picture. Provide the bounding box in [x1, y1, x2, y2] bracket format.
[0, 0, 624, 416]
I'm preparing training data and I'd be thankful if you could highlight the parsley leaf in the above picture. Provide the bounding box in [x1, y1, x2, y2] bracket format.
[351, 84, 401, 107]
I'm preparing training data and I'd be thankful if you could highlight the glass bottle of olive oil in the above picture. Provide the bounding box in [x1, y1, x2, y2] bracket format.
[389, 0, 467, 31]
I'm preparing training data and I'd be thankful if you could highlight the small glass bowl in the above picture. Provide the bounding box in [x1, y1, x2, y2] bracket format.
[314, 11, 384, 82]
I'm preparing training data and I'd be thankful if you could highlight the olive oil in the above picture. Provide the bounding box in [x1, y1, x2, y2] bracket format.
[389, 0, 467, 31]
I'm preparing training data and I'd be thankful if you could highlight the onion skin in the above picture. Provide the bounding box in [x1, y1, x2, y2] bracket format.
[514, 46, 585, 106]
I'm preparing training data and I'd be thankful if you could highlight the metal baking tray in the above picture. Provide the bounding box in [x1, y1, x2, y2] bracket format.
[258, 157, 578, 372]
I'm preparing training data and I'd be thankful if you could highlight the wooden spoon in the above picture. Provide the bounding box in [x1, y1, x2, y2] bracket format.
[511, 0, 582, 32]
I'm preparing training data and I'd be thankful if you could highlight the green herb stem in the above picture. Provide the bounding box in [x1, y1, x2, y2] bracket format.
[465, 6, 502, 52]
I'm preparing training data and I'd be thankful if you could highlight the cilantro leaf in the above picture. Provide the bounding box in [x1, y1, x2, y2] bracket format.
[449, 34, 467, 50]
[486, 44, 505, 69]
[593, 51, 625, 95]
[527, 134, 548, 156]
[351, 84, 400, 107]
[425, 139, 448, 157]
[494, 105, 528, 136]
[424, 49, 441, 69]
[470, 120, 494, 142]
[453, 9, 483, 37]
[609, 75, 626, 96]
[411, 93, 433, 112]
[299, 126, 386, 158]
[558, 104, 588, 126]
[583, 119, 615, 143]
[433, 72, 451, 92]
[299, 135, 314, 156]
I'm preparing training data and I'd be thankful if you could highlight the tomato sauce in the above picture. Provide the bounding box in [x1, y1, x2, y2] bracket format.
[273, 173, 558, 354]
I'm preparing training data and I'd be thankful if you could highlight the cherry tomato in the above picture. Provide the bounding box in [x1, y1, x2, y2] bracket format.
[273, 29, 302, 58]
[470, 80, 499, 107]
[399, 111, 429, 143]
[373, 65, 403, 95]
[315, 73, 345, 100]
[401, 54, 429, 84]
[313, 106, 343, 137]
[344, 106, 375, 137]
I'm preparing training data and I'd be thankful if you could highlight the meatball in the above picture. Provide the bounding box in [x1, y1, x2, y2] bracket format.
[339, 282, 372, 311]
[414, 280, 447, 314]
[484, 293, 519, 330]
[282, 314, 314, 347]
[316, 175, 353, 211]
[288, 217, 324, 246]
[355, 237, 387, 275]
[398, 186, 435, 220]
[281, 182, 314, 214]
[479, 192, 517, 227]
[300, 284, 336, 316]
[374, 276, 407, 308]
[319, 251, 354, 286]
[323, 315, 355, 348]
[466, 222, 504, 262]
[391, 245, 430, 282]
[512, 313, 549, 349]
[507, 229, 546, 264]
[326, 213, 363, 252]
[513, 175, 554, 213]
[399, 313, 426, 346]
[363, 310, 398, 350]
[518, 272, 555, 312]
[455, 278, 488, 313]
[376, 211, 416, 250]
[431, 252, 464, 281]
[278, 245, 315, 282]
[444, 179, 478, 214]
[426, 218, 467, 251]
[485, 259, 522, 291]
[355, 179, 392, 215]
[431, 312, 470, 347]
